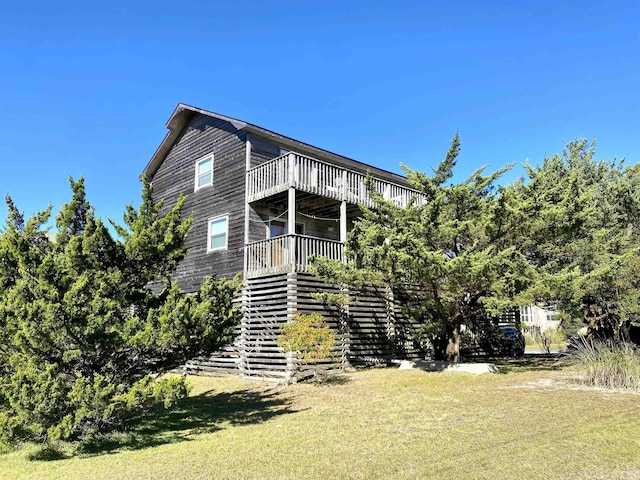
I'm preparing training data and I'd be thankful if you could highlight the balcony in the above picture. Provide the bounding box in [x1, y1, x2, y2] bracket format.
[247, 152, 424, 208]
[246, 234, 344, 278]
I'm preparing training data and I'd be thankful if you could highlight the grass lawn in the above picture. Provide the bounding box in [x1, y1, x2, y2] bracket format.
[1, 359, 639, 480]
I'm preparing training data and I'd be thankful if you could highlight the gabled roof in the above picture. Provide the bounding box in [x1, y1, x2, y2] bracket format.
[142, 103, 409, 184]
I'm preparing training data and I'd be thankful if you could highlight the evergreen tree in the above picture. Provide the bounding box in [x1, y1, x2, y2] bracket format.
[511, 140, 640, 341]
[312, 135, 533, 361]
[0, 178, 241, 448]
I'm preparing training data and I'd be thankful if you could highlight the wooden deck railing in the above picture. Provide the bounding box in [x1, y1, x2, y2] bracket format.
[246, 234, 344, 278]
[247, 152, 425, 207]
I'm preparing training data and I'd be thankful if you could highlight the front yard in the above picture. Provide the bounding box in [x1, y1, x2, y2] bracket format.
[1, 359, 639, 480]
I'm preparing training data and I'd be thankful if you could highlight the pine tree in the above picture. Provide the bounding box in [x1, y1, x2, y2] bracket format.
[511, 140, 640, 342]
[312, 135, 533, 361]
[0, 178, 241, 448]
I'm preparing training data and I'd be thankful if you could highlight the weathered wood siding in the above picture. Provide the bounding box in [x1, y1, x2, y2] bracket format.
[248, 134, 279, 168]
[249, 132, 334, 176]
[247, 131, 408, 185]
[149, 113, 247, 292]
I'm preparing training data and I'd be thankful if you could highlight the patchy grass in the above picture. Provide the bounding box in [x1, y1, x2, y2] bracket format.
[1, 366, 639, 480]
[491, 353, 568, 374]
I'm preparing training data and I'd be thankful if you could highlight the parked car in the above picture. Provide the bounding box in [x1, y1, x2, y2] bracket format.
[499, 325, 526, 356]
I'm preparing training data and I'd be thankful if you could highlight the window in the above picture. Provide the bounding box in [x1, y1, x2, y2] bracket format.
[268, 219, 305, 238]
[520, 305, 534, 324]
[208, 216, 228, 252]
[195, 155, 213, 190]
[269, 219, 286, 238]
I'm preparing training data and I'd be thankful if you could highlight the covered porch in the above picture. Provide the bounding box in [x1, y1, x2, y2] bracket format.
[244, 177, 360, 278]
[245, 234, 344, 278]
[244, 151, 423, 279]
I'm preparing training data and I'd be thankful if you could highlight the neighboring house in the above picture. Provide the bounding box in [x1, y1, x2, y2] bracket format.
[142, 103, 426, 378]
[519, 304, 560, 335]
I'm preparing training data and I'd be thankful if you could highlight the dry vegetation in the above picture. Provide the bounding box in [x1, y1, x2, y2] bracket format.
[1, 360, 639, 480]
[571, 340, 640, 390]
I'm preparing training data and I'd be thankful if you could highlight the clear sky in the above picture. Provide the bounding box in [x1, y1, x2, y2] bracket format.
[1, 0, 638, 226]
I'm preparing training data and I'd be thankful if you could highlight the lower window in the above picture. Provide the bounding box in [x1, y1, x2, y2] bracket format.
[208, 215, 228, 252]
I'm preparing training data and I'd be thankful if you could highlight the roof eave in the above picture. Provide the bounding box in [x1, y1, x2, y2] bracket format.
[141, 103, 410, 186]
[141, 103, 248, 180]
[240, 124, 409, 184]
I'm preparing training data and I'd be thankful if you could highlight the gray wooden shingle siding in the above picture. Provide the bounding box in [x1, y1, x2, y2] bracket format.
[149, 114, 247, 292]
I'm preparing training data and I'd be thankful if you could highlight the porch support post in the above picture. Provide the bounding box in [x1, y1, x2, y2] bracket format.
[340, 200, 347, 244]
[339, 176, 350, 361]
[244, 137, 252, 274]
[285, 273, 297, 381]
[287, 153, 296, 272]
[288, 188, 296, 272]
[288, 152, 296, 188]
[241, 135, 253, 377]
[340, 170, 348, 257]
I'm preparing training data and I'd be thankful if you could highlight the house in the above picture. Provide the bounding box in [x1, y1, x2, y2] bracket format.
[142, 103, 426, 379]
[519, 305, 560, 335]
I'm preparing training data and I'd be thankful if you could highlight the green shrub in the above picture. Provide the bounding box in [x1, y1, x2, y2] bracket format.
[0, 178, 242, 449]
[277, 313, 336, 378]
[571, 339, 640, 390]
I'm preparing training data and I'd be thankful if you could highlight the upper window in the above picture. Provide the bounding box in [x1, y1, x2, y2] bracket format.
[195, 155, 214, 190]
[520, 305, 534, 324]
[208, 215, 228, 252]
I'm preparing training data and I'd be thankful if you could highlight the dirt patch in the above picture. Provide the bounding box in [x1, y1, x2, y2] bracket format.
[502, 375, 640, 395]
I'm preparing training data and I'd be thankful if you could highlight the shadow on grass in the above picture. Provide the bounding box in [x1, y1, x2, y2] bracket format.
[27, 447, 69, 461]
[293, 370, 352, 386]
[317, 373, 351, 386]
[75, 387, 298, 457]
[491, 353, 572, 374]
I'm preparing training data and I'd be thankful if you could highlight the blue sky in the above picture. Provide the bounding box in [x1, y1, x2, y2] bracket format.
[1, 0, 639, 227]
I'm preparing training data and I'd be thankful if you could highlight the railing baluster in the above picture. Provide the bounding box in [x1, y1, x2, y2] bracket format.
[246, 234, 346, 278]
[247, 151, 424, 205]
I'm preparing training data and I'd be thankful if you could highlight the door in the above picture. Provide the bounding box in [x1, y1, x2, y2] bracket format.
[269, 220, 287, 268]
[268, 220, 305, 269]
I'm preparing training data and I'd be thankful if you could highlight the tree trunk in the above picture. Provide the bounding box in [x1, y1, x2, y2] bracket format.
[584, 302, 613, 342]
[445, 322, 460, 363]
